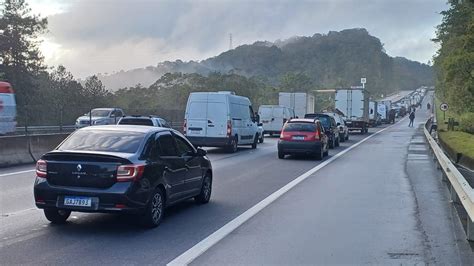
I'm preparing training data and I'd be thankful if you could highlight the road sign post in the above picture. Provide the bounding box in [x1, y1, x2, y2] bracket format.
[440, 103, 449, 121]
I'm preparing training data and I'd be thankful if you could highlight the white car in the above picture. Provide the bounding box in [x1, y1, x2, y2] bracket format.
[75, 108, 125, 128]
[184, 91, 259, 153]
[325, 112, 349, 142]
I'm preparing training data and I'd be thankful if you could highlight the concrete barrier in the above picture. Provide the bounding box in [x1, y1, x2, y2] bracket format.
[0, 134, 69, 167]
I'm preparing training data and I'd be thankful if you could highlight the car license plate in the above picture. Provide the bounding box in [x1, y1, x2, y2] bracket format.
[292, 136, 305, 140]
[64, 196, 92, 207]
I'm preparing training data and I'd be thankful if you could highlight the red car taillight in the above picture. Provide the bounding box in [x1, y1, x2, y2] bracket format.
[280, 132, 292, 141]
[116, 164, 145, 182]
[36, 159, 47, 178]
[227, 120, 232, 137]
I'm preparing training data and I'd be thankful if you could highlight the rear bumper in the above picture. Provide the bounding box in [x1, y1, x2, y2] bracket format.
[346, 121, 367, 130]
[34, 177, 147, 214]
[186, 136, 232, 147]
[278, 140, 322, 154]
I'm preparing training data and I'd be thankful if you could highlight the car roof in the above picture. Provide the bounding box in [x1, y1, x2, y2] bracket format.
[120, 116, 162, 119]
[92, 108, 120, 111]
[288, 118, 317, 123]
[79, 125, 168, 133]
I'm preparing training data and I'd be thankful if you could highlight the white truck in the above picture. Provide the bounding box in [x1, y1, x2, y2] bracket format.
[258, 105, 295, 135]
[278, 92, 315, 118]
[335, 89, 369, 133]
[0, 81, 17, 135]
[368, 101, 379, 126]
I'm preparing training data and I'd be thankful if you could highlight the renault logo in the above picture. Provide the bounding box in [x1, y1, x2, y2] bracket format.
[77, 164, 82, 171]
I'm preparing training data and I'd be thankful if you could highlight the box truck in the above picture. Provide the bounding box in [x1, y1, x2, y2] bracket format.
[0, 81, 17, 135]
[278, 92, 315, 118]
[335, 89, 369, 133]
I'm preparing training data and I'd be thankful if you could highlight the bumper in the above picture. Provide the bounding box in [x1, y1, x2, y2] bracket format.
[34, 177, 147, 214]
[346, 121, 366, 130]
[186, 136, 232, 147]
[278, 140, 322, 154]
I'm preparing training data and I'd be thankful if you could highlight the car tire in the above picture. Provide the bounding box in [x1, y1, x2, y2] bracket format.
[227, 137, 238, 153]
[329, 137, 335, 149]
[278, 150, 285, 159]
[323, 147, 329, 157]
[335, 137, 340, 147]
[141, 188, 165, 228]
[315, 148, 323, 160]
[251, 135, 258, 149]
[195, 174, 212, 204]
[259, 134, 264, 144]
[44, 209, 71, 224]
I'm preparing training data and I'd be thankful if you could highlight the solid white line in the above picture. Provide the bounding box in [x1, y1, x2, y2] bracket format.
[0, 169, 35, 177]
[167, 121, 402, 266]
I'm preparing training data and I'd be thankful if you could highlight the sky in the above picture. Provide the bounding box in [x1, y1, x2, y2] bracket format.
[28, 0, 448, 78]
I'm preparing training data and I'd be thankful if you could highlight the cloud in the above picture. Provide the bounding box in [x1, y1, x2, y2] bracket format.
[42, 0, 447, 77]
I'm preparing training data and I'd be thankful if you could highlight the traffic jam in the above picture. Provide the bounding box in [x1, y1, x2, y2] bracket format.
[1, 81, 427, 227]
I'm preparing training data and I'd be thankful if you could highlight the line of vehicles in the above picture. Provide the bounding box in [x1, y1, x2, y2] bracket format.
[1, 79, 426, 228]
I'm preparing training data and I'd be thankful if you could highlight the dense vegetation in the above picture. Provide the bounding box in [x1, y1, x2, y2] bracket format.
[1, 0, 433, 126]
[433, 0, 474, 134]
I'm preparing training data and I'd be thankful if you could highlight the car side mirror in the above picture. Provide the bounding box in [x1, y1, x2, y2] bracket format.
[196, 148, 207, 156]
[258, 123, 263, 127]
[336, 122, 341, 126]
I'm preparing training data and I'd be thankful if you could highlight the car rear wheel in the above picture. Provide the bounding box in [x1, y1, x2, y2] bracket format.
[195, 174, 212, 204]
[44, 209, 71, 224]
[259, 134, 264, 143]
[315, 148, 323, 160]
[278, 150, 285, 159]
[323, 147, 329, 157]
[141, 188, 165, 228]
[227, 137, 238, 153]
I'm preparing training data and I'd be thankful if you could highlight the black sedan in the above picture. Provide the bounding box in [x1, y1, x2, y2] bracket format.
[34, 125, 212, 227]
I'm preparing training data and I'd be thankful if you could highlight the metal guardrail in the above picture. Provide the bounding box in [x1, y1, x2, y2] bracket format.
[424, 121, 474, 241]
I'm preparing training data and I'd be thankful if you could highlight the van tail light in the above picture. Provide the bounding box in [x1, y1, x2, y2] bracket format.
[116, 164, 145, 182]
[227, 120, 232, 137]
[183, 119, 187, 135]
[36, 159, 47, 178]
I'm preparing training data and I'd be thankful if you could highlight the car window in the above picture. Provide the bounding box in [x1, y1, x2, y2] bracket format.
[174, 135, 194, 156]
[283, 123, 317, 132]
[58, 130, 144, 153]
[119, 118, 153, 126]
[157, 134, 178, 156]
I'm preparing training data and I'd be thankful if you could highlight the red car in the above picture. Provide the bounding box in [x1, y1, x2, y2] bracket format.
[277, 119, 329, 160]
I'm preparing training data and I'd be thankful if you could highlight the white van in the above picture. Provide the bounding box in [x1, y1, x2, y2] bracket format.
[184, 91, 259, 152]
[0, 82, 17, 135]
[258, 105, 295, 135]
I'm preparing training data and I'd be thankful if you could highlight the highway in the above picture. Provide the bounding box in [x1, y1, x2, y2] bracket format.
[1, 93, 473, 265]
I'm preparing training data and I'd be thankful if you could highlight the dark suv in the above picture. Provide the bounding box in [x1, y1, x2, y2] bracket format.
[118, 115, 170, 128]
[304, 113, 340, 148]
[34, 125, 212, 228]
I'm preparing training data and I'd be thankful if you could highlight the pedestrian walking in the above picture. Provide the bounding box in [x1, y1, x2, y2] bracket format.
[408, 111, 415, 127]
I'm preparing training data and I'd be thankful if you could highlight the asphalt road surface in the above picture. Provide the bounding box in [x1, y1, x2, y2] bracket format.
[1, 94, 473, 265]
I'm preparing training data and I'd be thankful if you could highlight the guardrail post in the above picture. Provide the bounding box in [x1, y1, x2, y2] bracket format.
[467, 216, 474, 242]
[449, 183, 460, 204]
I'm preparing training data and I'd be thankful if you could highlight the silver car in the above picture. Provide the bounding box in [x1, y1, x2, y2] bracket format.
[325, 112, 349, 142]
[75, 108, 125, 128]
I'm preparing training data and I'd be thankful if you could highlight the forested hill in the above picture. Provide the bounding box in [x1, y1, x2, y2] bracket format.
[99, 28, 433, 95]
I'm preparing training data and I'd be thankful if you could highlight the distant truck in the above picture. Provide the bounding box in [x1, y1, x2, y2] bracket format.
[377, 103, 388, 123]
[368, 101, 380, 126]
[0, 81, 17, 135]
[335, 89, 369, 133]
[278, 92, 315, 118]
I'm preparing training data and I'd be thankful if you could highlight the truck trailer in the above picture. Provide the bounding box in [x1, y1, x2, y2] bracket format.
[278, 92, 315, 119]
[335, 89, 369, 133]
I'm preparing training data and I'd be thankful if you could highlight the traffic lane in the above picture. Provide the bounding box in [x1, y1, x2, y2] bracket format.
[0, 128, 378, 265]
[0, 166, 36, 215]
[192, 119, 427, 265]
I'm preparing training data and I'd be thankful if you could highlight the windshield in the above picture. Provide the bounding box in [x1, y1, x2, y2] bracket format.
[58, 130, 144, 153]
[86, 110, 110, 117]
[119, 118, 153, 126]
[283, 123, 316, 132]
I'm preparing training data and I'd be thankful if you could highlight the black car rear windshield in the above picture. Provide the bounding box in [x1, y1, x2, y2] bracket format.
[119, 118, 154, 126]
[283, 123, 317, 132]
[58, 130, 144, 153]
[305, 115, 330, 127]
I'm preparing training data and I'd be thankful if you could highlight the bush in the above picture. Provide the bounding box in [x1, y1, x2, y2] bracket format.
[458, 112, 474, 134]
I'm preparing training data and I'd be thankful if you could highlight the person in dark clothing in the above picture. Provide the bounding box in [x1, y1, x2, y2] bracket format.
[388, 109, 396, 124]
[427, 103, 431, 110]
[408, 111, 415, 127]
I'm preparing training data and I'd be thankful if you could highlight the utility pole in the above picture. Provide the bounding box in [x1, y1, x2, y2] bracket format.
[229, 33, 233, 50]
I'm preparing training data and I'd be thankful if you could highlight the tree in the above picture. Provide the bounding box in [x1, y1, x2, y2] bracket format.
[0, 0, 47, 105]
[84, 75, 111, 107]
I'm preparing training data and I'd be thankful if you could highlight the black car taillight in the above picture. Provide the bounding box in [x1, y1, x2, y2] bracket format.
[116, 164, 145, 182]
[36, 159, 47, 178]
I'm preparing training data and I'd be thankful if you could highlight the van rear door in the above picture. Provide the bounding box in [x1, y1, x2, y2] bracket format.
[186, 101, 208, 137]
[206, 101, 228, 138]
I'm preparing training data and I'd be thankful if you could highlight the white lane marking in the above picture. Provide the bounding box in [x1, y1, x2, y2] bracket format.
[0, 169, 35, 177]
[167, 122, 401, 266]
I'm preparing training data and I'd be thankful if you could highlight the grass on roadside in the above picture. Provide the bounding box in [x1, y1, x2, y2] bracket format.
[435, 97, 474, 159]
